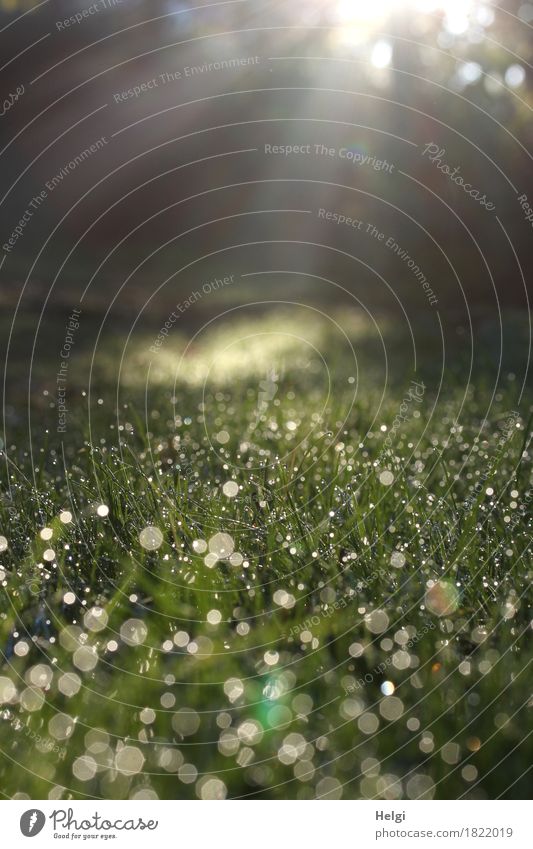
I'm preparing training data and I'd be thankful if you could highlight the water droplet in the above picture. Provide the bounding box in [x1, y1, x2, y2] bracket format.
[139, 526, 164, 551]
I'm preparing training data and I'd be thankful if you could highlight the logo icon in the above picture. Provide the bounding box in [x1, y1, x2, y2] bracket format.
[20, 810, 46, 837]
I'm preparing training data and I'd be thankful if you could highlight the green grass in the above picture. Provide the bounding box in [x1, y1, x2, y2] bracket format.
[0, 310, 531, 800]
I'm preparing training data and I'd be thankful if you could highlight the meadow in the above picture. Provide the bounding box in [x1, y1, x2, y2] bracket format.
[0, 308, 531, 800]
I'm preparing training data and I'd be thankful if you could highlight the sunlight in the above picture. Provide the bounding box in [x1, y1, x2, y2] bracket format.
[334, 0, 478, 28]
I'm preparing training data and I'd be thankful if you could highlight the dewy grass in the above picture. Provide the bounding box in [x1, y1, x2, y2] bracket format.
[0, 313, 531, 800]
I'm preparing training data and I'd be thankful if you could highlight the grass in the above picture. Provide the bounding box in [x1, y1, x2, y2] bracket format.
[0, 308, 531, 800]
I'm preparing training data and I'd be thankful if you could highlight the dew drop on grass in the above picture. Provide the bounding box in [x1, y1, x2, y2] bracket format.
[48, 713, 75, 740]
[29, 664, 53, 687]
[73, 755, 97, 782]
[0, 677, 16, 703]
[14, 641, 29, 657]
[273, 589, 295, 609]
[140, 708, 156, 725]
[365, 610, 390, 634]
[0, 536, 7, 553]
[380, 696, 404, 721]
[348, 642, 364, 658]
[204, 553, 218, 569]
[58, 673, 81, 697]
[115, 746, 145, 776]
[161, 692, 175, 709]
[172, 708, 200, 736]
[224, 677, 244, 702]
[358, 712, 379, 734]
[96, 504, 109, 517]
[379, 470, 395, 486]
[222, 481, 239, 498]
[73, 645, 98, 672]
[20, 687, 45, 712]
[178, 763, 198, 784]
[84, 606, 108, 632]
[197, 777, 227, 800]
[59, 626, 83, 652]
